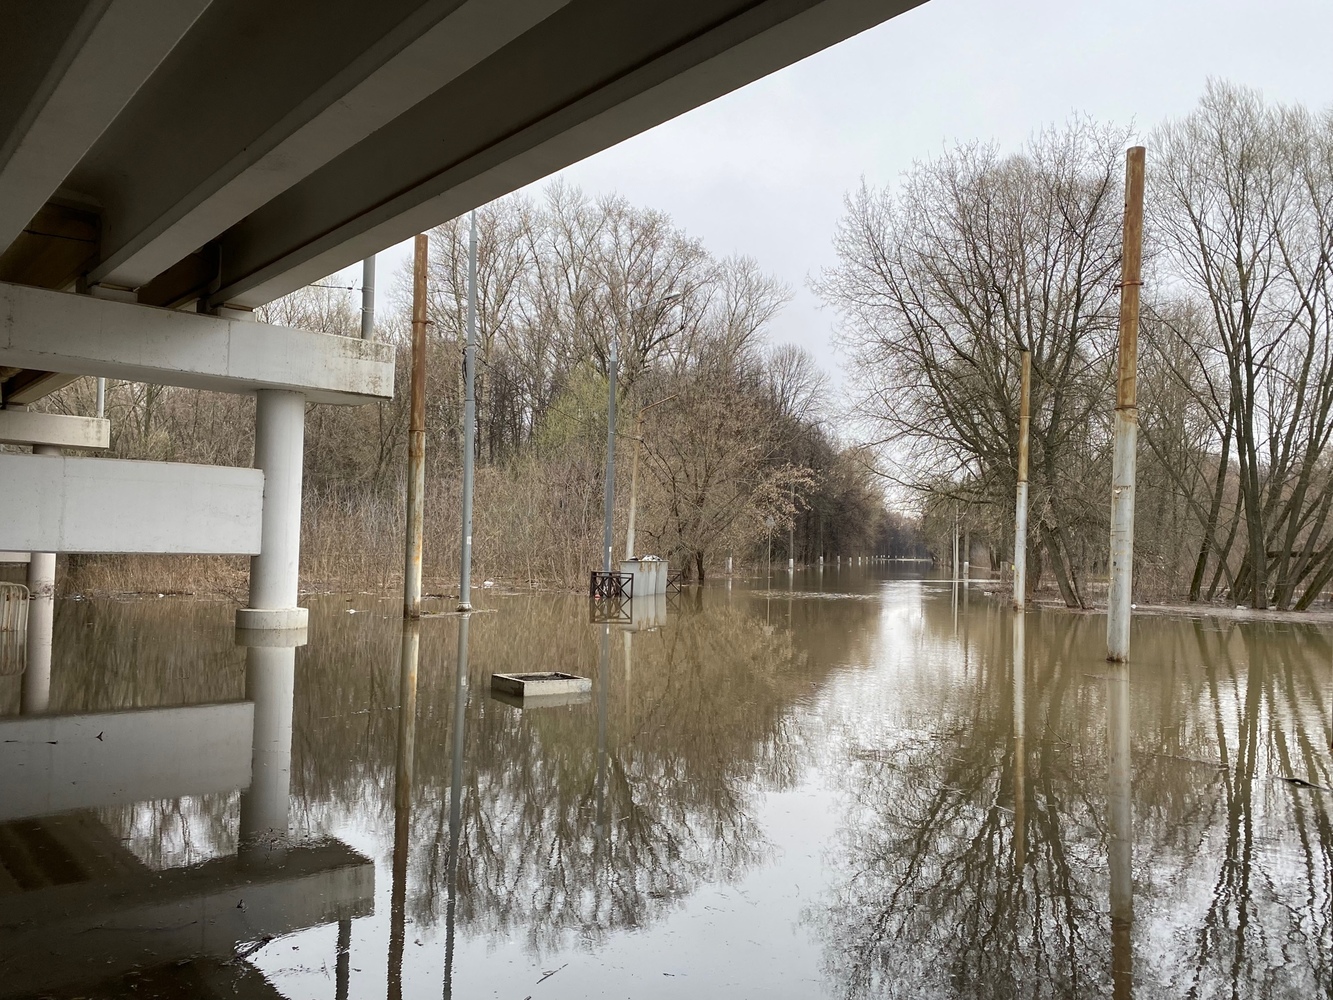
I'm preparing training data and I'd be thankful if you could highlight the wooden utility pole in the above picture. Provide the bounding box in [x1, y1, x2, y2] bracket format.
[1107, 146, 1146, 661]
[403, 234, 428, 618]
[1013, 349, 1032, 609]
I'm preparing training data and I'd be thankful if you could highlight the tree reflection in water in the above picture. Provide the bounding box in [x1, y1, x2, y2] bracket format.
[16, 583, 1333, 996]
[423, 588, 863, 955]
[812, 602, 1333, 999]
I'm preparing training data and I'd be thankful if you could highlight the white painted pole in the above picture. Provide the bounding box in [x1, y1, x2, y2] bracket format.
[1108, 147, 1145, 662]
[1013, 350, 1031, 610]
[458, 212, 478, 611]
[952, 508, 959, 580]
[788, 483, 796, 572]
[242, 389, 307, 630]
[95, 377, 105, 418]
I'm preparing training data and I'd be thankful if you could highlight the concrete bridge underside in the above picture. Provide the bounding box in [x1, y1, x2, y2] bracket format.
[0, 0, 923, 630]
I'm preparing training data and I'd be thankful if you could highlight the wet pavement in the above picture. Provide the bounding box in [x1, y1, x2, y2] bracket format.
[1, 567, 1330, 998]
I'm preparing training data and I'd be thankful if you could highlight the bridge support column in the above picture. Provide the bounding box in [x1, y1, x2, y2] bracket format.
[237, 390, 308, 631]
[21, 445, 59, 714]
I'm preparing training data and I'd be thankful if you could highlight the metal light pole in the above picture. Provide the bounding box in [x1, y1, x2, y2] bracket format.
[1013, 349, 1031, 609]
[624, 394, 674, 561]
[601, 336, 618, 574]
[457, 211, 478, 611]
[1107, 147, 1146, 662]
[788, 482, 795, 572]
[360, 254, 376, 340]
[403, 234, 428, 618]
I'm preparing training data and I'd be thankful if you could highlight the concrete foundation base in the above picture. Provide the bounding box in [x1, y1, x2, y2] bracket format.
[235, 607, 309, 632]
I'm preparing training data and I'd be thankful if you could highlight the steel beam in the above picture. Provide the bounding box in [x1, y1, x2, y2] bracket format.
[0, 0, 212, 255]
[0, 409, 108, 448]
[207, 0, 923, 308]
[0, 281, 393, 403]
[0, 453, 263, 554]
[80, 0, 567, 290]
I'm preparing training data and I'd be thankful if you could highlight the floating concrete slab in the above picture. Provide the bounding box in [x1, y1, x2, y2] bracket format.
[0, 453, 263, 554]
[491, 671, 592, 700]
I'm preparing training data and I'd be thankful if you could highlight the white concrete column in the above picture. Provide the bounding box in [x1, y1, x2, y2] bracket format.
[238, 389, 308, 631]
[22, 445, 58, 714]
[239, 644, 296, 851]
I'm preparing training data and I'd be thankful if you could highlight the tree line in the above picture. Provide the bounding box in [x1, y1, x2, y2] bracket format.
[37, 183, 911, 591]
[820, 81, 1333, 609]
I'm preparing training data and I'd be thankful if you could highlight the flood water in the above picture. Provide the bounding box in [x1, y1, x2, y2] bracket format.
[2, 566, 1331, 998]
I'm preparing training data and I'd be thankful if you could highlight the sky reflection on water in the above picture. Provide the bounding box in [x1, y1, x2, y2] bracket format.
[1, 566, 1330, 998]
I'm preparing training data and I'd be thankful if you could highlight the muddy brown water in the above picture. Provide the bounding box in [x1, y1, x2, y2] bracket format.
[2, 566, 1330, 998]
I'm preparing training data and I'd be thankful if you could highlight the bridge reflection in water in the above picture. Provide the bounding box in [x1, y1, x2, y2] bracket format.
[2, 566, 1331, 998]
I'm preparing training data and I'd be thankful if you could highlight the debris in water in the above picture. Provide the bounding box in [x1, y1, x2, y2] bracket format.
[536, 963, 568, 984]
[1280, 776, 1329, 791]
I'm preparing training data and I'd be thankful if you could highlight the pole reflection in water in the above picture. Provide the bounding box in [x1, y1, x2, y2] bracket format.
[19, 585, 53, 714]
[1012, 609, 1026, 871]
[336, 917, 352, 1000]
[443, 613, 471, 999]
[389, 621, 420, 1000]
[596, 623, 610, 847]
[623, 629, 632, 726]
[1108, 661, 1133, 999]
[239, 642, 296, 858]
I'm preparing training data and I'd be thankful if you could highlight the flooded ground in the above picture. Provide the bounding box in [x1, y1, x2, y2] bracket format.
[2, 566, 1331, 998]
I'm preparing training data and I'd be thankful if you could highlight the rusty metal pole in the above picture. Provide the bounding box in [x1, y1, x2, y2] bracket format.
[1108, 147, 1145, 662]
[403, 234, 428, 618]
[1013, 350, 1031, 609]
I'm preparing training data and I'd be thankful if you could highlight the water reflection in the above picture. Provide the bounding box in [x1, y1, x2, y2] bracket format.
[813, 592, 1333, 999]
[1, 570, 1331, 998]
[443, 613, 469, 998]
[0, 611, 370, 996]
[388, 621, 418, 1000]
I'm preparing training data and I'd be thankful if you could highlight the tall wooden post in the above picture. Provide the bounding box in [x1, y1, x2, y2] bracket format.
[1108, 147, 1145, 661]
[1013, 350, 1031, 609]
[403, 234, 428, 618]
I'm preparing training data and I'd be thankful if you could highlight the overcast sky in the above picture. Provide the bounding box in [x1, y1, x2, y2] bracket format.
[358, 0, 1333, 381]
